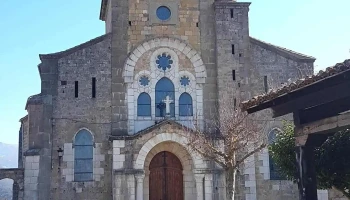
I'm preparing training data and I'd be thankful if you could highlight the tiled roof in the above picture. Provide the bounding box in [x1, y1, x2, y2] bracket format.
[250, 37, 316, 62]
[241, 59, 350, 111]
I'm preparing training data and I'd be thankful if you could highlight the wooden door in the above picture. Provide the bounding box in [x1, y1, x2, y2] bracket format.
[149, 151, 183, 200]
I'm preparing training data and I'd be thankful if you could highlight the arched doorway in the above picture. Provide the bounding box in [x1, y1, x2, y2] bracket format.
[149, 151, 183, 200]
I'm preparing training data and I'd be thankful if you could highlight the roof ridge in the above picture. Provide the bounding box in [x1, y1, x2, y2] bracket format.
[250, 37, 316, 61]
[39, 33, 111, 60]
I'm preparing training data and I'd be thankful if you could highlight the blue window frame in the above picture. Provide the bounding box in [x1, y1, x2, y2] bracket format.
[268, 129, 286, 180]
[155, 77, 175, 117]
[179, 93, 193, 116]
[74, 130, 93, 182]
[137, 92, 151, 116]
[156, 6, 171, 21]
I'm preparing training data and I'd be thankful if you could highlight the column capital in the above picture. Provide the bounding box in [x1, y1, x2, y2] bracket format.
[194, 174, 205, 182]
[135, 173, 145, 182]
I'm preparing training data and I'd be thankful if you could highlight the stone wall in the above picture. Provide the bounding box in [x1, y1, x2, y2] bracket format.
[127, 0, 200, 52]
[0, 168, 24, 200]
[110, 0, 129, 135]
[250, 38, 314, 200]
[48, 36, 113, 200]
[251, 41, 314, 90]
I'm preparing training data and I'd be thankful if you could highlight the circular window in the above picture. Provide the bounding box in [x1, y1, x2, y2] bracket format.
[156, 6, 171, 21]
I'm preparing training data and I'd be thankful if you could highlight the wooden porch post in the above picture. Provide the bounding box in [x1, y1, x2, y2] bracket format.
[294, 111, 318, 200]
[295, 145, 318, 200]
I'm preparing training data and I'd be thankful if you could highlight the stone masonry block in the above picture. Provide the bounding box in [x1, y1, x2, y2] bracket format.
[33, 156, 40, 163]
[113, 161, 124, 169]
[142, 42, 151, 51]
[113, 154, 125, 162]
[130, 53, 139, 62]
[182, 46, 192, 55]
[113, 147, 121, 154]
[113, 140, 125, 148]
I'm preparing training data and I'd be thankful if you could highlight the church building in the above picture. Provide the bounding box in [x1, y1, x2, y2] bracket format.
[11, 0, 331, 199]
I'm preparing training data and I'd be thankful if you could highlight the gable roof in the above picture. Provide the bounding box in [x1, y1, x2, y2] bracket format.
[241, 59, 350, 111]
[39, 33, 111, 60]
[109, 119, 195, 140]
[250, 37, 316, 62]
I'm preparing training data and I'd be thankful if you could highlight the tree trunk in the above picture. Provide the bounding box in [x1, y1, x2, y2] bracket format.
[225, 167, 237, 200]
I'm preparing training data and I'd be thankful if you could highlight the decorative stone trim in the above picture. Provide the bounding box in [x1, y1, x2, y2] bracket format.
[128, 45, 203, 134]
[134, 133, 205, 170]
[62, 142, 105, 182]
[113, 140, 126, 170]
[137, 136, 202, 200]
[123, 37, 207, 84]
[24, 155, 40, 200]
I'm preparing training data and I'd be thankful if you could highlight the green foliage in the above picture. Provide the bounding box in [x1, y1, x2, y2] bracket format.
[269, 121, 350, 197]
[316, 129, 350, 196]
[268, 121, 297, 182]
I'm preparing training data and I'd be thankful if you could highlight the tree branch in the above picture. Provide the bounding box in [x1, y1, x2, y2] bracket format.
[234, 143, 266, 168]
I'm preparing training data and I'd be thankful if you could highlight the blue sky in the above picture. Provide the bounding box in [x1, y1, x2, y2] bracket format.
[0, 0, 349, 144]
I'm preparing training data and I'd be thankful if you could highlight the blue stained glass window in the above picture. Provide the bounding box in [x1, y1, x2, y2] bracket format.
[139, 76, 150, 86]
[155, 78, 175, 117]
[268, 129, 286, 180]
[180, 76, 190, 86]
[156, 53, 173, 71]
[137, 93, 151, 116]
[179, 93, 193, 116]
[74, 130, 93, 182]
[156, 6, 171, 21]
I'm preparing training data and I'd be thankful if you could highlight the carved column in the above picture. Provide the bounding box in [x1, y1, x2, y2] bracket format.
[204, 174, 213, 200]
[195, 174, 205, 200]
[135, 174, 145, 200]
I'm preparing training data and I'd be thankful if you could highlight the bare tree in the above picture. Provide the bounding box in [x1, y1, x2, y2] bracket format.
[185, 97, 268, 200]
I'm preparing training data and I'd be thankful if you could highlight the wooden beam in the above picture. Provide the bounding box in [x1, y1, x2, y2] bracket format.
[299, 96, 350, 124]
[272, 80, 350, 117]
[295, 111, 350, 136]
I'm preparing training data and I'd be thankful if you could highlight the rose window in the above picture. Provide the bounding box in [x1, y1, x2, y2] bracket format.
[180, 76, 190, 86]
[156, 53, 173, 71]
[139, 76, 150, 86]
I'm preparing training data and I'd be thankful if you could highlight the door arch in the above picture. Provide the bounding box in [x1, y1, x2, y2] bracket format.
[149, 151, 183, 200]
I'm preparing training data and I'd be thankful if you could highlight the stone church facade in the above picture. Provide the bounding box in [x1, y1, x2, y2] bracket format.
[9, 0, 340, 199]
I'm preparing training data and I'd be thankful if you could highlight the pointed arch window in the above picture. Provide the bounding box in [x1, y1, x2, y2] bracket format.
[268, 129, 285, 180]
[137, 93, 151, 116]
[74, 129, 93, 182]
[179, 93, 193, 116]
[155, 77, 175, 117]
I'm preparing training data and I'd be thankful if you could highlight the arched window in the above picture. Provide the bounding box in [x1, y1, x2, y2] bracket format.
[179, 93, 193, 116]
[268, 129, 285, 180]
[74, 129, 93, 182]
[155, 77, 175, 117]
[137, 93, 151, 116]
